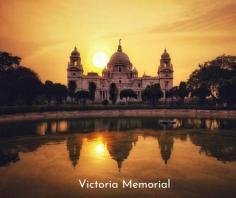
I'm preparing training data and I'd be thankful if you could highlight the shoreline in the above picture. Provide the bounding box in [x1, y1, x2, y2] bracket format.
[0, 109, 236, 123]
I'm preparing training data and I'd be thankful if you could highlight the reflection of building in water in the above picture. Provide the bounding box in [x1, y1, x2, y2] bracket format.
[106, 133, 138, 171]
[67, 119, 96, 133]
[36, 120, 68, 135]
[173, 119, 182, 129]
[37, 122, 48, 135]
[66, 135, 83, 167]
[158, 132, 174, 164]
[108, 119, 142, 131]
[64, 118, 224, 133]
[205, 119, 220, 130]
[172, 118, 221, 130]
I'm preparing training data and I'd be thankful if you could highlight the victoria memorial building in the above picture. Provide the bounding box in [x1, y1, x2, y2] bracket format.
[67, 40, 174, 102]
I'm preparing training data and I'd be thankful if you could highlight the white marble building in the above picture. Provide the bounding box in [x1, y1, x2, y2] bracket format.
[67, 40, 174, 102]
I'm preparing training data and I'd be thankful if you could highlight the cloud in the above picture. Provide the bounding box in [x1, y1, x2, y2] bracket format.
[147, 2, 236, 34]
[98, 1, 236, 41]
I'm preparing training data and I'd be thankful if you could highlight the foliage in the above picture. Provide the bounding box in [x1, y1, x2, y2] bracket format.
[192, 82, 211, 104]
[53, 83, 68, 104]
[102, 99, 109, 106]
[178, 82, 188, 100]
[17, 76, 43, 104]
[218, 77, 236, 105]
[142, 83, 163, 104]
[187, 55, 236, 100]
[0, 52, 70, 106]
[0, 52, 21, 71]
[88, 82, 96, 102]
[75, 90, 90, 105]
[44, 80, 54, 105]
[120, 89, 137, 102]
[166, 86, 178, 103]
[68, 80, 77, 99]
[0, 57, 42, 105]
[109, 83, 118, 105]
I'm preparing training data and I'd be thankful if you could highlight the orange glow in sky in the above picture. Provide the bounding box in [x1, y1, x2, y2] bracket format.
[0, 0, 235, 85]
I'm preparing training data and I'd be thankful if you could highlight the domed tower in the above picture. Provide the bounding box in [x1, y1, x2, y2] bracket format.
[103, 39, 136, 86]
[158, 49, 174, 97]
[67, 46, 84, 89]
[158, 132, 174, 165]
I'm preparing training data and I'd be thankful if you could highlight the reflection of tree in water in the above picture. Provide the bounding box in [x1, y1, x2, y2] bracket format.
[158, 132, 174, 164]
[66, 135, 83, 167]
[0, 138, 63, 167]
[190, 134, 236, 162]
[1, 117, 236, 168]
[1, 118, 236, 139]
[0, 150, 20, 167]
[106, 133, 138, 171]
[0, 121, 39, 138]
[218, 119, 236, 130]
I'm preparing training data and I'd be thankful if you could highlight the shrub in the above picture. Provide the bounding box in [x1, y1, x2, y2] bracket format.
[102, 100, 109, 106]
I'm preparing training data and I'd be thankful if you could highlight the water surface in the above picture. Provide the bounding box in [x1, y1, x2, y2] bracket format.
[0, 117, 236, 198]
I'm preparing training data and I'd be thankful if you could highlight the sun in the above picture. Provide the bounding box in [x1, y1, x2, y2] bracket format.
[95, 143, 105, 154]
[93, 52, 108, 69]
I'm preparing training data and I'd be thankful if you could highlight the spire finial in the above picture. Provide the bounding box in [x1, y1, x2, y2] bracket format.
[118, 39, 122, 52]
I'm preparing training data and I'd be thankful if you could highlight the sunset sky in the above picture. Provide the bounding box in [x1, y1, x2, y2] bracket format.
[0, 0, 235, 85]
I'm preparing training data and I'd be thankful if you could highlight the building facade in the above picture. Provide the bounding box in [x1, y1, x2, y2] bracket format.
[67, 40, 174, 102]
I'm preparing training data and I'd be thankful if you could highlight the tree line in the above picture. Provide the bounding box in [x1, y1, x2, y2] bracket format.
[0, 52, 95, 105]
[0, 51, 235, 106]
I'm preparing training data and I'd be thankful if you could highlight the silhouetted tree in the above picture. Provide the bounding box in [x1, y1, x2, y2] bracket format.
[187, 55, 236, 102]
[88, 82, 96, 103]
[166, 86, 178, 104]
[44, 80, 54, 105]
[0, 52, 21, 71]
[0, 52, 42, 105]
[120, 89, 137, 102]
[75, 90, 90, 105]
[177, 81, 188, 103]
[53, 83, 68, 104]
[192, 82, 211, 105]
[102, 99, 109, 106]
[68, 80, 77, 102]
[109, 83, 118, 105]
[142, 83, 163, 104]
[17, 76, 43, 105]
[218, 77, 236, 105]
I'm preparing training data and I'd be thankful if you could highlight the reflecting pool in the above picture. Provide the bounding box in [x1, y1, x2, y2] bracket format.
[0, 117, 236, 198]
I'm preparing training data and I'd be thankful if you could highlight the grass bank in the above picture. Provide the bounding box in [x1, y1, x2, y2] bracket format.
[0, 104, 235, 115]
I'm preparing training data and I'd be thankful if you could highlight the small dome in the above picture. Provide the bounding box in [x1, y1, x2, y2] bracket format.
[161, 49, 170, 59]
[71, 46, 80, 56]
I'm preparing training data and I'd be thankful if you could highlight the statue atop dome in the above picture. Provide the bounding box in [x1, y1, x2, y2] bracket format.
[118, 39, 122, 52]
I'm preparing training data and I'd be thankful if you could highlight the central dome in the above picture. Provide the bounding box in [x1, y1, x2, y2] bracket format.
[108, 51, 131, 66]
[107, 40, 132, 68]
